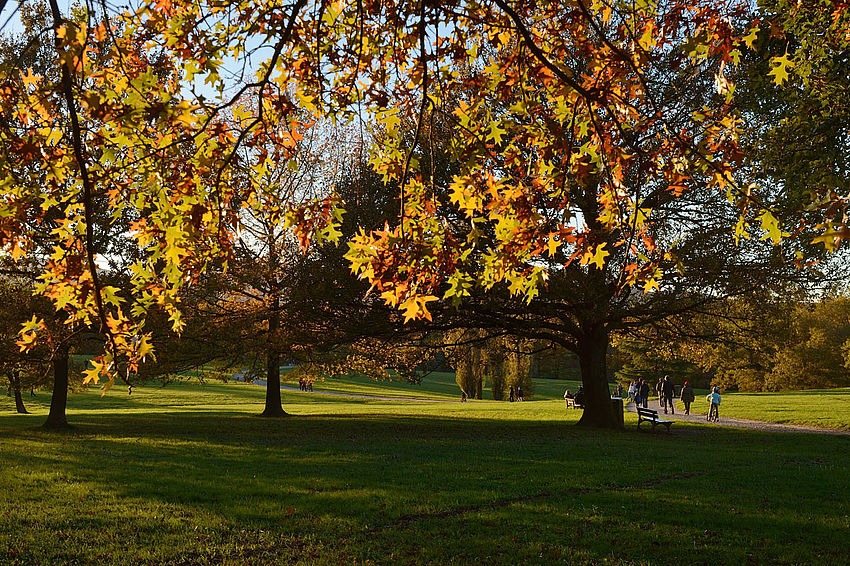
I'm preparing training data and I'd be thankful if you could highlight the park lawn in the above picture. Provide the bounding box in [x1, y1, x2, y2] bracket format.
[1, 381, 849, 565]
[677, 387, 850, 431]
[293, 370, 584, 402]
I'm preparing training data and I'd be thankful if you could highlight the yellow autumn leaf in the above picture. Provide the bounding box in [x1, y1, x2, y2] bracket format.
[768, 54, 794, 85]
[587, 243, 609, 270]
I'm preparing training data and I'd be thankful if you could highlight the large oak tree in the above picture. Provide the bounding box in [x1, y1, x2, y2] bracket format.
[2, 0, 848, 428]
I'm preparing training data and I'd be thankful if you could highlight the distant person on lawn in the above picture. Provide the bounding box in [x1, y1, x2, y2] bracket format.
[509, 385, 515, 402]
[628, 381, 636, 403]
[564, 389, 573, 408]
[516, 386, 524, 402]
[656, 379, 664, 407]
[680, 381, 695, 414]
[706, 387, 721, 421]
[661, 375, 675, 414]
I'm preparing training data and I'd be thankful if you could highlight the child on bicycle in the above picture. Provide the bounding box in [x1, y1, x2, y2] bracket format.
[706, 387, 721, 422]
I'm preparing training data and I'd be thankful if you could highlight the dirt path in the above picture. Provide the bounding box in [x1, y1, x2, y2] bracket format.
[626, 399, 850, 436]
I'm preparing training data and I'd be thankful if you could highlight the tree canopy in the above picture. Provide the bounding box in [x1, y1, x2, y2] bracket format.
[1, 0, 849, 427]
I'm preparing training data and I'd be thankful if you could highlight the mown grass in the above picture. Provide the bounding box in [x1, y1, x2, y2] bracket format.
[289, 371, 584, 402]
[1, 379, 849, 565]
[676, 388, 850, 431]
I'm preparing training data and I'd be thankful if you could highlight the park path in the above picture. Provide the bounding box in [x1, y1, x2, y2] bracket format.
[235, 372, 848, 433]
[625, 399, 850, 436]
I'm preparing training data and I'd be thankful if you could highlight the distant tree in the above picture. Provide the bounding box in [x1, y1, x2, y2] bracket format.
[636, 292, 850, 392]
[612, 331, 710, 389]
[444, 330, 535, 401]
[765, 297, 850, 390]
[0, 276, 50, 414]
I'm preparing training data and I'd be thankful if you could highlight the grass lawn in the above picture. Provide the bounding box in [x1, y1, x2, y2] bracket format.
[290, 371, 584, 402]
[1, 379, 849, 565]
[678, 388, 850, 431]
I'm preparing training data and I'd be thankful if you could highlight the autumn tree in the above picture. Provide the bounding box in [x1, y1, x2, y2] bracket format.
[3, 0, 849, 430]
[206, 117, 351, 416]
[0, 0, 294, 408]
[0, 274, 50, 414]
[742, 1, 850, 252]
[444, 329, 489, 399]
[765, 297, 850, 390]
[700, 295, 850, 392]
[444, 330, 535, 400]
[0, 2, 107, 427]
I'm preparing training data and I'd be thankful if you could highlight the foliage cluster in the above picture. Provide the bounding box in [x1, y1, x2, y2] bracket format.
[611, 295, 850, 392]
[444, 329, 535, 400]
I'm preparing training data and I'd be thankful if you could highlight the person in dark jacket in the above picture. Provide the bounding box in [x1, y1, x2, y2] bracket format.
[680, 381, 695, 414]
[639, 380, 650, 408]
[661, 375, 675, 414]
[574, 386, 585, 408]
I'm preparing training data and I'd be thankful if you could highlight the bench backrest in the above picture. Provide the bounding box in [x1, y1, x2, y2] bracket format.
[637, 407, 658, 417]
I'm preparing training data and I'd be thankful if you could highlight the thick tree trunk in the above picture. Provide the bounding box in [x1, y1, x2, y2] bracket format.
[44, 349, 71, 429]
[576, 324, 621, 429]
[10, 373, 29, 414]
[261, 303, 287, 418]
[13, 389, 28, 414]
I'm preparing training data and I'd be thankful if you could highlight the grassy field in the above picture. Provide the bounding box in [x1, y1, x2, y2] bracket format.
[1, 377, 849, 565]
[284, 371, 584, 402]
[676, 387, 850, 430]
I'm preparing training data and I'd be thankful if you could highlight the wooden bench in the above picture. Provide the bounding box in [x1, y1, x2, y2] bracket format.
[636, 407, 673, 432]
[565, 397, 584, 409]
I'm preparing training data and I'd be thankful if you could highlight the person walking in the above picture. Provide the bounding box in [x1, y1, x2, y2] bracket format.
[509, 385, 515, 402]
[680, 381, 695, 414]
[627, 381, 636, 403]
[706, 387, 721, 422]
[516, 385, 524, 402]
[639, 379, 650, 408]
[656, 379, 664, 407]
[661, 375, 675, 414]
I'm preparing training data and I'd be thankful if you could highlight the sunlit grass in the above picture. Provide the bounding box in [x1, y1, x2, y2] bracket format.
[678, 387, 850, 430]
[1, 379, 849, 564]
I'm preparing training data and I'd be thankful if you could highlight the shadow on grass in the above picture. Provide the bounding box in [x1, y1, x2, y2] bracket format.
[2, 409, 849, 564]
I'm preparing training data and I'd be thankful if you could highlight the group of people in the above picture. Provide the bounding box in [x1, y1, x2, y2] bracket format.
[298, 377, 313, 392]
[627, 379, 652, 409]
[508, 385, 524, 402]
[625, 377, 721, 420]
[563, 386, 585, 407]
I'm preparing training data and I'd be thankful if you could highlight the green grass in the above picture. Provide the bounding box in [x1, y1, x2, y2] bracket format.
[290, 371, 584, 402]
[1, 379, 849, 565]
[677, 387, 850, 430]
